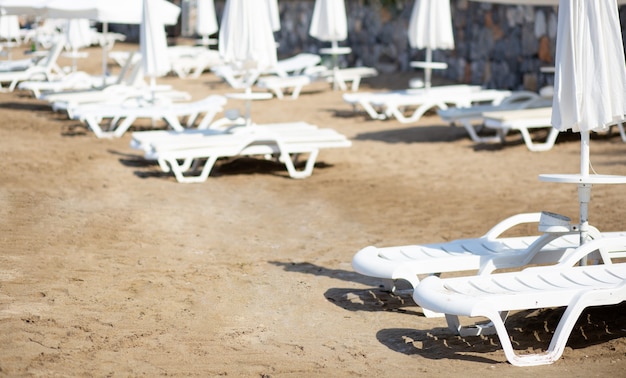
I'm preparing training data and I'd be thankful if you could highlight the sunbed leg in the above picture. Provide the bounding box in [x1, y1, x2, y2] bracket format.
[196, 110, 220, 129]
[460, 119, 500, 143]
[162, 155, 219, 183]
[84, 118, 106, 138]
[522, 127, 559, 152]
[445, 311, 506, 337]
[291, 85, 303, 99]
[282, 149, 319, 179]
[185, 113, 200, 128]
[113, 117, 139, 138]
[162, 115, 184, 132]
[618, 122, 626, 142]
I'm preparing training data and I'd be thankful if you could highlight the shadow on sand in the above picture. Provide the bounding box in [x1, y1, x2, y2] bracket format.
[271, 259, 626, 364]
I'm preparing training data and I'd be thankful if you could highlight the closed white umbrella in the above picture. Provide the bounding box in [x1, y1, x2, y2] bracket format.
[219, 0, 277, 124]
[140, 0, 170, 100]
[309, 0, 349, 90]
[542, 0, 626, 246]
[219, 0, 277, 71]
[64, 18, 92, 71]
[195, 0, 217, 47]
[408, 0, 455, 88]
[266, 0, 280, 33]
[0, 13, 19, 41]
[0, 13, 20, 60]
[309, 0, 347, 46]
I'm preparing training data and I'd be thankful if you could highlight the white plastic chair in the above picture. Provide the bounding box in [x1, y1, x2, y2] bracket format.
[412, 236, 626, 366]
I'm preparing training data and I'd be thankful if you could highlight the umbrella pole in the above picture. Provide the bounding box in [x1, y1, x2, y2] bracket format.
[331, 40, 339, 91]
[578, 132, 591, 264]
[425, 47, 432, 89]
[102, 22, 109, 87]
[150, 76, 157, 103]
[245, 84, 252, 126]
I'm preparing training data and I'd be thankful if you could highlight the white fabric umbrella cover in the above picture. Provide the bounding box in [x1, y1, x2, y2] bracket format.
[140, 0, 171, 95]
[408, 0, 454, 50]
[195, 0, 218, 40]
[218, 0, 277, 72]
[408, 0, 455, 88]
[309, 0, 347, 44]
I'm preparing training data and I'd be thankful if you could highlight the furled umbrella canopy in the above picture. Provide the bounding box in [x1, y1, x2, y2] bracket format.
[0, 13, 20, 59]
[140, 0, 171, 99]
[195, 0, 218, 46]
[408, 0, 455, 88]
[267, 0, 280, 33]
[64, 18, 92, 71]
[0, 13, 20, 42]
[218, 0, 277, 73]
[551, 0, 626, 139]
[218, 0, 278, 124]
[309, 0, 347, 47]
[542, 0, 626, 245]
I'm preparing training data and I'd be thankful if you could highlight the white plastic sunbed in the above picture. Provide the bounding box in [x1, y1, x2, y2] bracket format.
[0, 58, 36, 72]
[167, 46, 223, 78]
[212, 53, 323, 89]
[480, 107, 559, 151]
[69, 95, 227, 138]
[0, 38, 65, 91]
[256, 66, 378, 99]
[320, 66, 379, 92]
[437, 92, 553, 143]
[353, 211, 626, 309]
[41, 57, 191, 117]
[412, 236, 626, 366]
[473, 107, 626, 150]
[343, 85, 512, 124]
[19, 51, 140, 99]
[130, 122, 352, 183]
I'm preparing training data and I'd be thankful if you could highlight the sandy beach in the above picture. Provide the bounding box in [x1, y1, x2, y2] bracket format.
[1, 42, 626, 376]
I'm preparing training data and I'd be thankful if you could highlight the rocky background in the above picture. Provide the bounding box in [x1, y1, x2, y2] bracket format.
[178, 0, 626, 91]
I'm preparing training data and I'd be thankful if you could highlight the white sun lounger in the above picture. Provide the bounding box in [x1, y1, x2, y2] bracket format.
[130, 120, 317, 151]
[18, 70, 120, 99]
[437, 92, 553, 143]
[480, 107, 559, 151]
[480, 107, 626, 150]
[130, 122, 352, 183]
[167, 46, 223, 79]
[256, 74, 318, 99]
[19, 51, 140, 99]
[267, 53, 322, 77]
[0, 58, 36, 72]
[353, 212, 626, 305]
[256, 65, 378, 99]
[69, 95, 227, 138]
[412, 236, 626, 366]
[42, 59, 191, 117]
[212, 53, 323, 89]
[321, 66, 379, 92]
[343, 85, 512, 124]
[0, 38, 65, 91]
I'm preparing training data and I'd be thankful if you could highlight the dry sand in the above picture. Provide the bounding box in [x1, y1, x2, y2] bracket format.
[1, 43, 625, 377]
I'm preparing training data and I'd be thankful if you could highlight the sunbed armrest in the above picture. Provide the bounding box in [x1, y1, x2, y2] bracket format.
[482, 212, 542, 240]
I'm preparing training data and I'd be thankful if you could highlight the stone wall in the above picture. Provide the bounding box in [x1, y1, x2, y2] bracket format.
[185, 0, 626, 91]
[272, 0, 560, 91]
